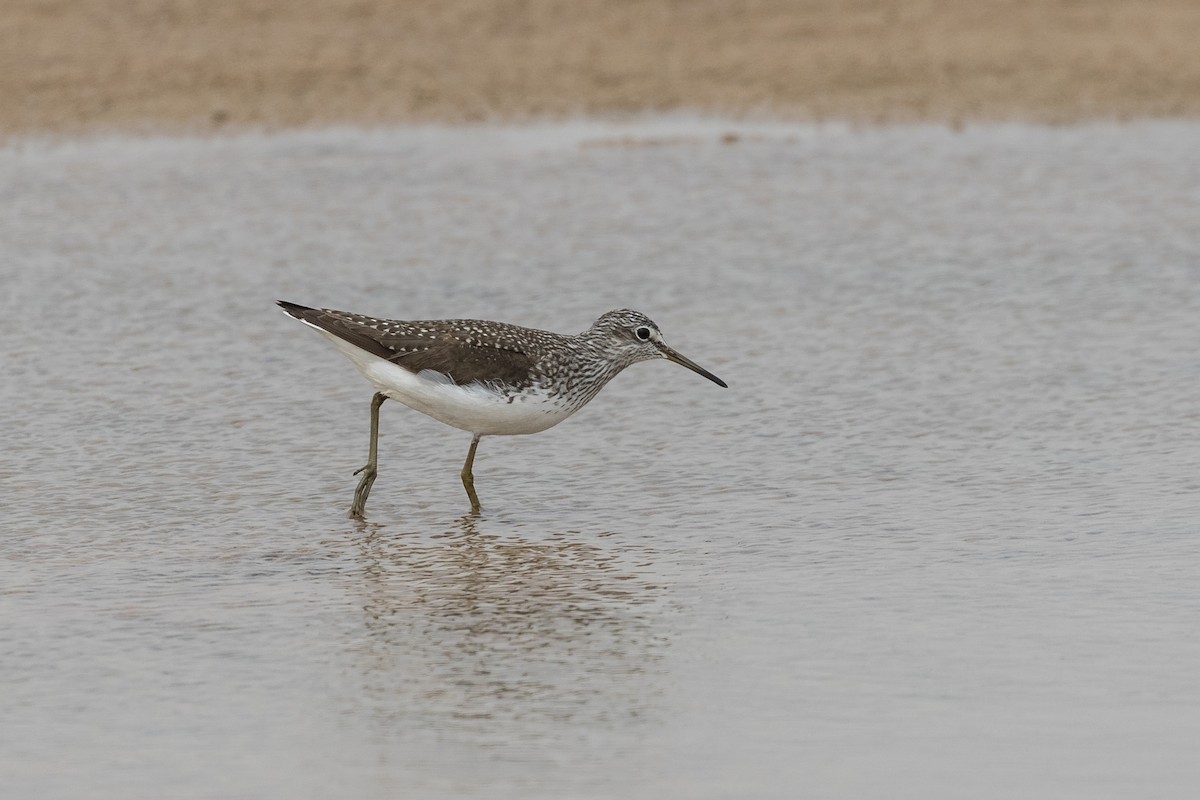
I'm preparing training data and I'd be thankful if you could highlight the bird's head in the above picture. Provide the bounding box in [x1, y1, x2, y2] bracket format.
[587, 309, 727, 387]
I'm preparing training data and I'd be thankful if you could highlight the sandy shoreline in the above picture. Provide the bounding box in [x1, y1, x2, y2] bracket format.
[4, 0, 1200, 136]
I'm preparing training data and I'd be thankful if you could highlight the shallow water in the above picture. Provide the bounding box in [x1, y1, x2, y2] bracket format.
[3, 118, 1200, 798]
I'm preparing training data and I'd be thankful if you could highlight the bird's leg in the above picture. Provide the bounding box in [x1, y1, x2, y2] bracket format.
[461, 434, 482, 512]
[350, 392, 387, 519]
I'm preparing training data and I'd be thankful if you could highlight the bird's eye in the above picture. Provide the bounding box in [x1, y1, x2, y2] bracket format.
[635, 326, 652, 341]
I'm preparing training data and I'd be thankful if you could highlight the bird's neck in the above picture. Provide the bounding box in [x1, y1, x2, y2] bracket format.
[537, 335, 632, 411]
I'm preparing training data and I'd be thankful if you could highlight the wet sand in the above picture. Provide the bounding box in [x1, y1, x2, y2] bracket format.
[4, 0, 1200, 136]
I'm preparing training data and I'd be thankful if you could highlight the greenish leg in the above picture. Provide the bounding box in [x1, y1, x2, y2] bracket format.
[461, 434, 482, 512]
[350, 392, 387, 519]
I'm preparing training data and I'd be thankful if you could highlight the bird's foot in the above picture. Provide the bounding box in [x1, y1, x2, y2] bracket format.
[350, 464, 378, 518]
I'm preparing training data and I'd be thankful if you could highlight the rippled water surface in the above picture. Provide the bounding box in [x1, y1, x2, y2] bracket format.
[3, 119, 1200, 798]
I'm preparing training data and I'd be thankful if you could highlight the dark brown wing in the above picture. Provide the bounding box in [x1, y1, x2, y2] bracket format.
[394, 341, 537, 387]
[278, 301, 542, 387]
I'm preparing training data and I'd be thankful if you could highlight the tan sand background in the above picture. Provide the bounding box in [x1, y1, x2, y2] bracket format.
[3, 0, 1200, 135]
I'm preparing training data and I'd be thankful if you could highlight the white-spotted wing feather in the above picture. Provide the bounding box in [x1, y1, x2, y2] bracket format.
[314, 329, 570, 436]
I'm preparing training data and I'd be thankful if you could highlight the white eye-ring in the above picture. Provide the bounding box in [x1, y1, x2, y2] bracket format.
[635, 326, 652, 341]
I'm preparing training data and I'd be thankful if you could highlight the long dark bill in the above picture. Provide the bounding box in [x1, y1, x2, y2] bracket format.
[660, 345, 728, 388]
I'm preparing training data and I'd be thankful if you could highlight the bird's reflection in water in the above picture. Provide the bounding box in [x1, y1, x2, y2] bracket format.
[345, 514, 667, 748]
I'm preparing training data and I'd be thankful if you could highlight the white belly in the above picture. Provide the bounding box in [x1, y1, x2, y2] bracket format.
[317, 331, 573, 436]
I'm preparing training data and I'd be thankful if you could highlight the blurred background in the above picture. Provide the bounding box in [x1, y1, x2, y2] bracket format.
[4, 0, 1200, 136]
